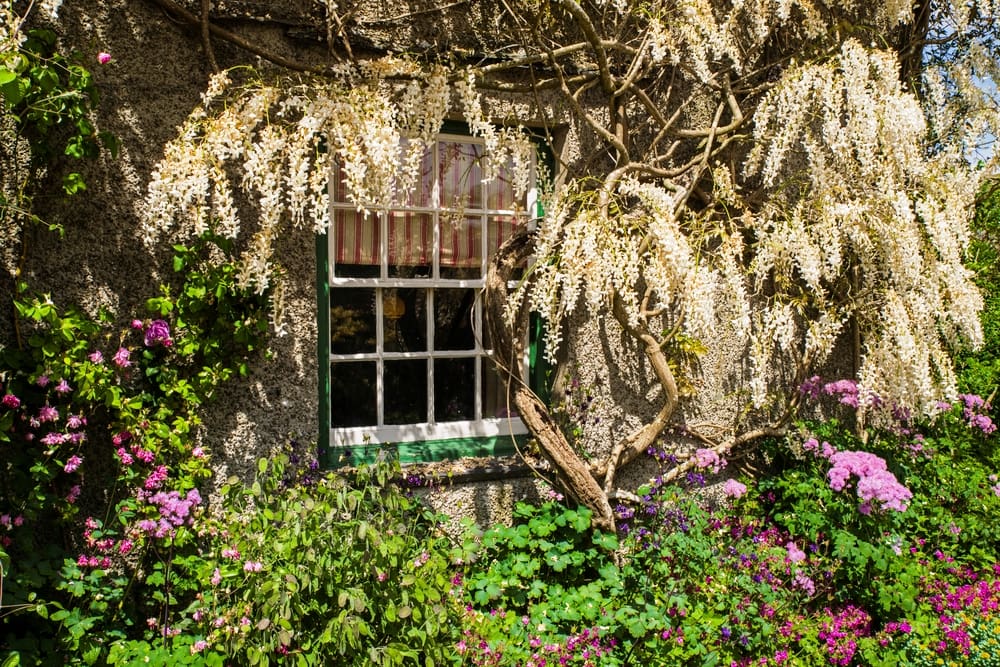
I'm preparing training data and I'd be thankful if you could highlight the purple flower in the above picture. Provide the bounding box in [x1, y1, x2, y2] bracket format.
[64, 455, 83, 473]
[1, 394, 19, 409]
[54, 379, 72, 394]
[97, 52, 111, 65]
[113, 347, 131, 368]
[144, 320, 172, 348]
[66, 485, 81, 503]
[144, 465, 168, 490]
[131, 319, 144, 330]
[88, 351, 104, 363]
[66, 415, 84, 429]
[36, 375, 50, 387]
[243, 560, 263, 572]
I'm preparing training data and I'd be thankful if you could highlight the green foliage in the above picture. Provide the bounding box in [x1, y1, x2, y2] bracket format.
[0, 239, 274, 665]
[147, 232, 275, 393]
[106, 453, 461, 667]
[0, 19, 116, 210]
[957, 182, 1000, 404]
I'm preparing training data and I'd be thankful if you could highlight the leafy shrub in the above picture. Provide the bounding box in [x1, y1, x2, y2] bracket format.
[0, 236, 273, 665]
[105, 452, 461, 667]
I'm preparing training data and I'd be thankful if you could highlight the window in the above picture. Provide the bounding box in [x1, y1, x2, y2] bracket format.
[323, 131, 536, 457]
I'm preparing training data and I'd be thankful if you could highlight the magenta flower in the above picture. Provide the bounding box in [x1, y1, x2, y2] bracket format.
[1, 394, 19, 409]
[88, 350, 104, 363]
[37, 405, 59, 423]
[36, 375, 50, 387]
[131, 319, 144, 330]
[144, 319, 172, 347]
[66, 485, 82, 503]
[210, 568, 222, 586]
[97, 52, 111, 64]
[64, 455, 83, 473]
[113, 347, 131, 368]
[54, 379, 72, 394]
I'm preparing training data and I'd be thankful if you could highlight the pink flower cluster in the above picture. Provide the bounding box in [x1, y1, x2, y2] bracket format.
[802, 438, 912, 513]
[135, 488, 202, 538]
[824, 450, 912, 513]
[817, 606, 871, 666]
[694, 448, 725, 473]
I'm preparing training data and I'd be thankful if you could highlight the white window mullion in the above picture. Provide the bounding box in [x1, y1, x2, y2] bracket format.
[375, 289, 385, 427]
[426, 288, 435, 424]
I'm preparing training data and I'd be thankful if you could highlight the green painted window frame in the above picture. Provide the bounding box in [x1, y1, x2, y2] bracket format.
[318, 122, 552, 467]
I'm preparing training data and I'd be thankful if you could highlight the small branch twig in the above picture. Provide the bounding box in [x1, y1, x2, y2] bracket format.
[200, 0, 219, 73]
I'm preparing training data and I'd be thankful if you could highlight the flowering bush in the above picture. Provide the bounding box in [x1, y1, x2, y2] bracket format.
[0, 236, 274, 663]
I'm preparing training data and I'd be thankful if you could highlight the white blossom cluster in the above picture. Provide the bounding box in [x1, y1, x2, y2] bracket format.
[142, 65, 534, 295]
[638, 0, 924, 81]
[743, 38, 986, 413]
[525, 5, 995, 419]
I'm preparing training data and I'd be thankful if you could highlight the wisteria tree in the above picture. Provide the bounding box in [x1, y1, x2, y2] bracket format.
[140, 0, 998, 530]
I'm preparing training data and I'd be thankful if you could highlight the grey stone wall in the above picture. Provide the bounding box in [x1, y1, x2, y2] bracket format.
[3, 0, 764, 521]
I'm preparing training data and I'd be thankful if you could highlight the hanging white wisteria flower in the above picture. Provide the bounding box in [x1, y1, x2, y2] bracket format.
[142, 64, 534, 295]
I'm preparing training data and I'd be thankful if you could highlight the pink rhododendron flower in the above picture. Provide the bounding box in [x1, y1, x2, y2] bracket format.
[694, 448, 725, 472]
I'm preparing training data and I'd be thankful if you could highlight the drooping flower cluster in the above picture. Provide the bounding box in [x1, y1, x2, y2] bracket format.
[143, 65, 534, 296]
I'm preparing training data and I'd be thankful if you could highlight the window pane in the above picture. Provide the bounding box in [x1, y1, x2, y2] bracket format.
[331, 361, 377, 427]
[382, 288, 426, 353]
[483, 357, 517, 419]
[330, 288, 376, 354]
[435, 358, 475, 422]
[435, 289, 476, 351]
[439, 141, 483, 209]
[385, 360, 428, 425]
[334, 209, 380, 272]
[440, 215, 483, 279]
[395, 140, 434, 207]
[486, 158, 526, 211]
[387, 211, 433, 275]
